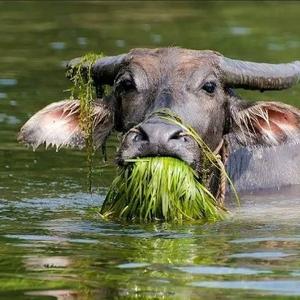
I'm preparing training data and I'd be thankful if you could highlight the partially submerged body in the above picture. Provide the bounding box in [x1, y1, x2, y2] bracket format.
[227, 141, 300, 192]
[18, 48, 300, 216]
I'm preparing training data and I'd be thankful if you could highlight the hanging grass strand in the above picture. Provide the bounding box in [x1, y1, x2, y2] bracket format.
[67, 53, 104, 191]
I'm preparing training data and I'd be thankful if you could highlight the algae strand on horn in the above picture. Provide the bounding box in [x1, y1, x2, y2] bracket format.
[68, 53, 105, 191]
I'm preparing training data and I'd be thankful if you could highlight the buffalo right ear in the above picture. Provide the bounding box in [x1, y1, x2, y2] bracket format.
[230, 100, 300, 146]
[18, 100, 114, 151]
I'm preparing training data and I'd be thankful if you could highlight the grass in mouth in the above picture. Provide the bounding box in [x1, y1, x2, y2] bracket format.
[101, 157, 227, 223]
[100, 110, 238, 222]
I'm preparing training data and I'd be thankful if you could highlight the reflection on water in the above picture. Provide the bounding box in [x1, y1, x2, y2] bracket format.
[0, 79, 18, 86]
[1, 191, 300, 299]
[191, 280, 300, 296]
[1, 1, 300, 299]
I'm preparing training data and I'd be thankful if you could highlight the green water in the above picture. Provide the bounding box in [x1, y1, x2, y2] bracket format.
[1, 1, 300, 299]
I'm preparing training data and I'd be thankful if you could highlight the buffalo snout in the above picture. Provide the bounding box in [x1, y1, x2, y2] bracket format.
[117, 117, 201, 170]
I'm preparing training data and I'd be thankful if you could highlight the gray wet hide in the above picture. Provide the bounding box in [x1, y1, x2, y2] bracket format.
[227, 142, 300, 192]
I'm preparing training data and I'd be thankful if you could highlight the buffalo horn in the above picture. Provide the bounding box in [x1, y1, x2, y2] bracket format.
[220, 56, 300, 90]
[67, 54, 127, 85]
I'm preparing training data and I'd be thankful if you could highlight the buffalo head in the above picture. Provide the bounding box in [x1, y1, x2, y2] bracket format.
[19, 48, 300, 175]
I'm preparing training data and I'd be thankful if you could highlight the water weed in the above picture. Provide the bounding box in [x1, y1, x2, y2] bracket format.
[101, 157, 227, 222]
[66, 53, 104, 191]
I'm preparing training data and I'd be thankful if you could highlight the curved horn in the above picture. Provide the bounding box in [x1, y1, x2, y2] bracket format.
[66, 54, 127, 85]
[92, 54, 127, 85]
[220, 57, 300, 90]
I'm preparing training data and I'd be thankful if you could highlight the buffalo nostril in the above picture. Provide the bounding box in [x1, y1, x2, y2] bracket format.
[169, 130, 183, 140]
[169, 130, 189, 142]
[133, 133, 143, 142]
[182, 136, 189, 143]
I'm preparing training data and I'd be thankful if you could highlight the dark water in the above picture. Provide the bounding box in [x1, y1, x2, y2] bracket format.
[1, 1, 300, 299]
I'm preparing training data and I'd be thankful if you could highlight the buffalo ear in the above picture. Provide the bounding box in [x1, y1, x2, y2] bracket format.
[18, 100, 113, 150]
[230, 100, 300, 146]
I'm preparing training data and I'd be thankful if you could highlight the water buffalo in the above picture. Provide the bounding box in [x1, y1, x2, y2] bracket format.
[18, 48, 300, 194]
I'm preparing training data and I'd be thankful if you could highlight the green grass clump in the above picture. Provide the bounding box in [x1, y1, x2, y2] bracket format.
[101, 157, 226, 222]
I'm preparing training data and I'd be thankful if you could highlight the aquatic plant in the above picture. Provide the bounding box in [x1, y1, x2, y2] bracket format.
[66, 53, 104, 190]
[101, 157, 227, 222]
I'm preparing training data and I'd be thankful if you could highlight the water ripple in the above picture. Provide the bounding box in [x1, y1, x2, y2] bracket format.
[190, 280, 300, 296]
[0, 79, 17, 86]
[231, 237, 300, 244]
[229, 251, 295, 260]
[177, 266, 271, 275]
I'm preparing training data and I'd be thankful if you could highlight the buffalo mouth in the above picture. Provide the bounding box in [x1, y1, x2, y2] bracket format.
[116, 135, 227, 202]
[116, 146, 218, 195]
[106, 118, 228, 221]
[117, 152, 201, 173]
[115, 111, 227, 199]
[116, 117, 203, 173]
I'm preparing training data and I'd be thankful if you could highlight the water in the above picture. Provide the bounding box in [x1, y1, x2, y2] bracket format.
[1, 1, 300, 299]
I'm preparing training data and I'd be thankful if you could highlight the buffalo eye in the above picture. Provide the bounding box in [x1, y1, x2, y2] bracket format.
[116, 77, 136, 94]
[202, 81, 217, 94]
